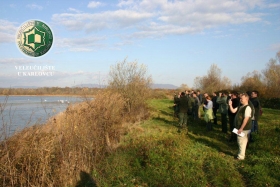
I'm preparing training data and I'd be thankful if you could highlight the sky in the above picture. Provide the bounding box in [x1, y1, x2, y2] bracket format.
[0, 0, 279, 88]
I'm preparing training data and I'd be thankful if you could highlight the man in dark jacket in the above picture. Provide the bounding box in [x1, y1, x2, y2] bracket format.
[173, 92, 181, 117]
[217, 91, 229, 133]
[228, 92, 240, 142]
[178, 92, 191, 133]
[250, 90, 261, 142]
[211, 92, 219, 125]
[192, 92, 201, 120]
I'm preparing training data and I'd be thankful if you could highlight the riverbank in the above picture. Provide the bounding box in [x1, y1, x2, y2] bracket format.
[1, 98, 279, 186]
[0, 94, 92, 97]
[0, 87, 101, 96]
[0, 90, 141, 186]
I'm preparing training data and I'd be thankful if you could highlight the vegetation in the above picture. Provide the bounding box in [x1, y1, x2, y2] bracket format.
[93, 99, 280, 186]
[108, 58, 152, 114]
[0, 54, 280, 186]
[0, 59, 152, 186]
[194, 64, 232, 94]
[0, 90, 128, 186]
[1, 95, 279, 186]
[260, 97, 280, 110]
[193, 52, 280, 99]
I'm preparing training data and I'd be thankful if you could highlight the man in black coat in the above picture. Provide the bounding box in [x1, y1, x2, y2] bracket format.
[211, 92, 219, 125]
[228, 91, 240, 142]
[178, 92, 191, 132]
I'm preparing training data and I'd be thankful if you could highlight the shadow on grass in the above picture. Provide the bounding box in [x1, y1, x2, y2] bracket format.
[75, 171, 97, 187]
[182, 118, 237, 158]
[152, 116, 176, 126]
[159, 109, 174, 117]
[157, 108, 236, 158]
[187, 132, 236, 158]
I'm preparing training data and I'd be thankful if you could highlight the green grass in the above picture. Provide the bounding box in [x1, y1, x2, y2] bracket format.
[94, 99, 280, 187]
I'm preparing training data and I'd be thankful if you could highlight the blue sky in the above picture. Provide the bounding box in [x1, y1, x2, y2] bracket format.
[0, 0, 279, 88]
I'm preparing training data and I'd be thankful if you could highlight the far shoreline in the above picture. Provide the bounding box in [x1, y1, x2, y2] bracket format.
[0, 94, 95, 97]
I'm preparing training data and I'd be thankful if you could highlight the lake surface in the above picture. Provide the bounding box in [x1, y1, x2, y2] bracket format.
[0, 96, 86, 137]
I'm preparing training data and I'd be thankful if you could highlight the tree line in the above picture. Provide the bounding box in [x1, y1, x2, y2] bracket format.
[189, 51, 280, 99]
[0, 87, 101, 96]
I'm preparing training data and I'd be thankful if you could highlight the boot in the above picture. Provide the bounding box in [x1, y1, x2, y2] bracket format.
[207, 122, 212, 131]
[210, 122, 213, 130]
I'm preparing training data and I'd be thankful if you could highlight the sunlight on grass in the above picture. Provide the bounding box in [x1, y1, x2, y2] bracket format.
[95, 99, 280, 186]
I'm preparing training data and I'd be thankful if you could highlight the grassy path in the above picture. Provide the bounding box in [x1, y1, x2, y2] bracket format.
[95, 99, 280, 186]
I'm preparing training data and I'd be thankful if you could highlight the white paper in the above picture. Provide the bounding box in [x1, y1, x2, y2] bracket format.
[232, 128, 245, 137]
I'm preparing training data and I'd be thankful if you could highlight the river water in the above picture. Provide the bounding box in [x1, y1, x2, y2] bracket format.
[0, 95, 85, 137]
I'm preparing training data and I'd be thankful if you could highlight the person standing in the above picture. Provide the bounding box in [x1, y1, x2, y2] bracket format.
[250, 90, 261, 142]
[197, 90, 203, 118]
[229, 93, 252, 160]
[188, 93, 195, 119]
[228, 92, 240, 142]
[177, 92, 191, 133]
[211, 92, 219, 125]
[217, 91, 229, 133]
[185, 90, 190, 98]
[203, 96, 214, 131]
[173, 92, 181, 117]
[192, 92, 201, 120]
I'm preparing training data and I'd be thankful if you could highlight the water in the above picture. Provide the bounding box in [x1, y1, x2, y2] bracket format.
[0, 95, 86, 137]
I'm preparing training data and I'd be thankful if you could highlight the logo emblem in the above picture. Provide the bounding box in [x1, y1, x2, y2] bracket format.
[16, 20, 53, 57]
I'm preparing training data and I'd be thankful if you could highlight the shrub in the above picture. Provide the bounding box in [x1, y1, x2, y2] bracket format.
[0, 90, 126, 186]
[108, 58, 152, 116]
[260, 98, 280, 110]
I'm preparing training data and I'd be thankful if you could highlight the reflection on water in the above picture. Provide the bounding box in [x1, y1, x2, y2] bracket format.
[0, 96, 86, 137]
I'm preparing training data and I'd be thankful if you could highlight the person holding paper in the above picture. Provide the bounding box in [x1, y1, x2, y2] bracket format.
[228, 93, 252, 160]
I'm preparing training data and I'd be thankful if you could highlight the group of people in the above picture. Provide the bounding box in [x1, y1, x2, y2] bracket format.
[173, 89, 261, 160]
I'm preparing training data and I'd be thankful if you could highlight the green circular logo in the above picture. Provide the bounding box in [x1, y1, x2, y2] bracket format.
[16, 20, 53, 57]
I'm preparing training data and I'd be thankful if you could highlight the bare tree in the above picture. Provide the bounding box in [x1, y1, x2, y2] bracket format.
[193, 64, 232, 93]
[107, 58, 152, 113]
[178, 84, 189, 91]
[239, 70, 265, 95]
[262, 58, 280, 97]
[276, 50, 280, 63]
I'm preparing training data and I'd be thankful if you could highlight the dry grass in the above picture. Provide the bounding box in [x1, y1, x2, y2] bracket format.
[0, 89, 149, 186]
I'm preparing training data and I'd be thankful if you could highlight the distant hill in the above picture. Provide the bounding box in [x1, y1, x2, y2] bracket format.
[75, 83, 178, 89]
[73, 84, 106, 88]
[151, 84, 178, 89]
[1, 84, 178, 90]
[1, 86, 39, 89]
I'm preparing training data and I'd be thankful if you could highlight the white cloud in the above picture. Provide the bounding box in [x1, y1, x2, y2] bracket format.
[52, 0, 268, 41]
[270, 43, 280, 51]
[87, 1, 103, 8]
[267, 3, 280, 8]
[117, 0, 135, 7]
[55, 36, 107, 52]
[0, 19, 18, 43]
[68, 8, 81, 13]
[0, 68, 105, 87]
[9, 4, 16, 8]
[0, 58, 51, 66]
[0, 58, 33, 66]
[52, 10, 154, 32]
[0, 32, 15, 43]
[26, 3, 43, 10]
